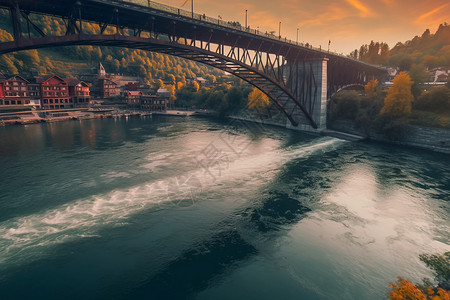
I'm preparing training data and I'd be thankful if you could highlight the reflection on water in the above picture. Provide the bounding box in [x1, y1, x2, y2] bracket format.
[0, 116, 448, 300]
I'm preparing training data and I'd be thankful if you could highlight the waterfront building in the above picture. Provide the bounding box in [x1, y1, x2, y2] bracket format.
[0, 81, 4, 105]
[141, 94, 167, 111]
[67, 79, 91, 107]
[125, 90, 142, 107]
[40, 75, 70, 110]
[1, 75, 32, 107]
[95, 78, 119, 98]
[26, 76, 42, 108]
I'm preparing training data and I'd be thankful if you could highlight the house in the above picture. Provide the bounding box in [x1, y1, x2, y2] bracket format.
[141, 94, 167, 111]
[26, 76, 42, 107]
[67, 79, 90, 107]
[125, 90, 142, 107]
[1, 75, 32, 107]
[0, 81, 4, 106]
[156, 88, 171, 99]
[96, 78, 119, 98]
[196, 77, 207, 85]
[40, 75, 70, 109]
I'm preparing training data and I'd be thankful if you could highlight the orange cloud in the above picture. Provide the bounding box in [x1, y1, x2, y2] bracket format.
[346, 0, 376, 17]
[416, 3, 449, 23]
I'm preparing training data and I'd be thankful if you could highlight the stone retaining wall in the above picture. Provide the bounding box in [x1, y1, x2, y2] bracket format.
[329, 120, 450, 154]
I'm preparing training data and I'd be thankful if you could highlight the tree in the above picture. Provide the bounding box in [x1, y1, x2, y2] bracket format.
[364, 79, 378, 98]
[248, 87, 269, 112]
[192, 81, 200, 92]
[419, 252, 450, 288]
[409, 64, 428, 99]
[387, 277, 450, 300]
[387, 277, 427, 300]
[167, 74, 176, 84]
[381, 71, 414, 118]
[205, 74, 216, 83]
[155, 79, 164, 89]
[330, 90, 360, 120]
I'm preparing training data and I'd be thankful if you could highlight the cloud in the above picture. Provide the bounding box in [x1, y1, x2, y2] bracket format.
[345, 0, 377, 17]
[416, 3, 449, 23]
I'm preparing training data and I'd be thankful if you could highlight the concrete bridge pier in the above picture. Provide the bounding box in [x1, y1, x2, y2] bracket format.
[285, 58, 328, 132]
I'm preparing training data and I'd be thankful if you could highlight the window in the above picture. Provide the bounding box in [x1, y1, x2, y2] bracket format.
[11, 100, 16, 104]
[50, 99, 54, 103]
[13, 82, 18, 86]
[5, 101, 9, 105]
[17, 100, 21, 105]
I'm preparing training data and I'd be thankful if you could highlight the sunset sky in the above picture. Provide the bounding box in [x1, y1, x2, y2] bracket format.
[155, 0, 449, 54]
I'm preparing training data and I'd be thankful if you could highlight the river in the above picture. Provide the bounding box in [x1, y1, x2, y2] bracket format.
[0, 116, 448, 299]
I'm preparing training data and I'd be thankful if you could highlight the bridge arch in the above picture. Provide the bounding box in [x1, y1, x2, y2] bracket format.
[330, 84, 365, 98]
[0, 34, 318, 128]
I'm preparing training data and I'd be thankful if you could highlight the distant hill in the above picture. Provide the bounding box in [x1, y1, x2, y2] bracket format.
[350, 23, 450, 70]
[0, 9, 222, 85]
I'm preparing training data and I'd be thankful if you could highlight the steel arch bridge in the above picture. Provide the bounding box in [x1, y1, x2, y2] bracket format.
[0, 0, 387, 130]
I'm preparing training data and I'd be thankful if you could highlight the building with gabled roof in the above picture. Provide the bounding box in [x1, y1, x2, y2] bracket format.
[40, 75, 70, 109]
[67, 78, 90, 107]
[1, 75, 32, 107]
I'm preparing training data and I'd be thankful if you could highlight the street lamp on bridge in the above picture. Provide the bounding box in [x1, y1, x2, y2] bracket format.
[296, 28, 299, 44]
[245, 9, 247, 29]
[279, 22, 281, 39]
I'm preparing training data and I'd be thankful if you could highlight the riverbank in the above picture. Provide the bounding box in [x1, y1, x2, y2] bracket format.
[0, 108, 153, 126]
[329, 119, 450, 155]
[3, 107, 448, 155]
[229, 113, 450, 154]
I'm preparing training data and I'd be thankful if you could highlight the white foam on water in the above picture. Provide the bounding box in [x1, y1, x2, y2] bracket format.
[0, 137, 344, 269]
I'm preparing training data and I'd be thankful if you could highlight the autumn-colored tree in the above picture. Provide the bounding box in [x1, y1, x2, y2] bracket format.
[167, 74, 176, 84]
[176, 81, 184, 90]
[364, 79, 378, 98]
[205, 74, 216, 83]
[387, 277, 450, 300]
[248, 87, 270, 112]
[0, 28, 13, 42]
[387, 277, 427, 300]
[165, 84, 176, 105]
[192, 81, 200, 92]
[380, 71, 414, 117]
[155, 79, 164, 89]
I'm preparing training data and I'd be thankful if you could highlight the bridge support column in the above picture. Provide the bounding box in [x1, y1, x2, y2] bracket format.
[286, 58, 328, 132]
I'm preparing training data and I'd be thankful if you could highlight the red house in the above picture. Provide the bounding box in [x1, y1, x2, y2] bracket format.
[67, 79, 90, 107]
[2, 75, 31, 106]
[96, 78, 119, 98]
[40, 75, 70, 109]
[0, 82, 4, 105]
[125, 90, 142, 107]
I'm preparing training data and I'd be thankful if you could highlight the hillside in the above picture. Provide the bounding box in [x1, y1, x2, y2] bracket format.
[350, 23, 450, 69]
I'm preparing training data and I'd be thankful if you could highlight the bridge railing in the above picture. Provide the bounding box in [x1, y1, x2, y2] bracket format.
[120, 0, 356, 60]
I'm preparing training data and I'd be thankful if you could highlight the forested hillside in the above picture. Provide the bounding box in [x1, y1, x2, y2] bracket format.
[0, 9, 222, 84]
[350, 23, 450, 69]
